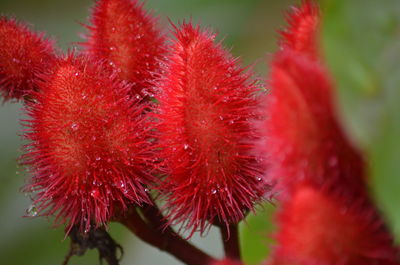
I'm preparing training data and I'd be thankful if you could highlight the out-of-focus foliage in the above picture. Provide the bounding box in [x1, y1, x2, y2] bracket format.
[240, 203, 276, 265]
[322, 0, 400, 240]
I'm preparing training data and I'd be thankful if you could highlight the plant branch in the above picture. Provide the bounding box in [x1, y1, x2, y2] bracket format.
[140, 200, 175, 234]
[117, 206, 216, 265]
[219, 223, 241, 260]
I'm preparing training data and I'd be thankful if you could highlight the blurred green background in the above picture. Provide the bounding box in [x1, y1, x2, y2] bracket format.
[1, 0, 400, 265]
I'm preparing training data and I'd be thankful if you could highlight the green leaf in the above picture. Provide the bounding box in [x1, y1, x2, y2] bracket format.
[239, 203, 276, 265]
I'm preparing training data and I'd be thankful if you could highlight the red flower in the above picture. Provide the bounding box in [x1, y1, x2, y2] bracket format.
[156, 23, 267, 235]
[23, 54, 155, 233]
[0, 17, 56, 101]
[82, 0, 165, 98]
[271, 185, 399, 265]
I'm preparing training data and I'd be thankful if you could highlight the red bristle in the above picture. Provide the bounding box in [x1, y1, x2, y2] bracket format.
[279, 0, 320, 58]
[22, 54, 155, 233]
[82, 0, 165, 98]
[0, 17, 56, 101]
[269, 185, 399, 265]
[156, 22, 268, 235]
[266, 49, 366, 198]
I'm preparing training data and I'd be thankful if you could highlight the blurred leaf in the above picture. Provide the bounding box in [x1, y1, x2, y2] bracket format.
[239, 203, 276, 265]
[322, 0, 400, 240]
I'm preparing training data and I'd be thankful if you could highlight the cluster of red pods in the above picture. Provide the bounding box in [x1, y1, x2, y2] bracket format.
[0, 0, 399, 264]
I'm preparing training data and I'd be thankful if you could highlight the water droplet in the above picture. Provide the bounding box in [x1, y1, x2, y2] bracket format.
[90, 189, 100, 198]
[109, 46, 116, 51]
[74, 72, 80, 77]
[71, 123, 79, 131]
[26, 205, 38, 217]
[256, 176, 262, 182]
[119, 180, 125, 188]
[144, 188, 149, 192]
[211, 188, 217, 195]
[183, 144, 189, 150]
[95, 156, 101, 161]
[229, 120, 234, 125]
[219, 116, 224, 120]
[213, 86, 218, 90]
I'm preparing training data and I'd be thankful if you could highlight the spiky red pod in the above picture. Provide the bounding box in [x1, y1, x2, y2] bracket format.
[82, 0, 165, 98]
[279, 0, 320, 58]
[265, 8, 399, 262]
[269, 185, 399, 265]
[156, 23, 267, 235]
[23, 54, 155, 233]
[0, 17, 56, 101]
[266, 49, 366, 198]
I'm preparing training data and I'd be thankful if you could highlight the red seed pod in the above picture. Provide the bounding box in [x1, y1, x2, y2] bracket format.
[0, 17, 56, 101]
[23, 54, 155, 233]
[279, 0, 320, 58]
[156, 23, 267, 235]
[269, 185, 399, 265]
[266, 49, 366, 198]
[82, 0, 165, 98]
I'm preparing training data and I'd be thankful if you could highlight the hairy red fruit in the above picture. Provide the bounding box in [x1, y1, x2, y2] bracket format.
[23, 54, 155, 233]
[82, 0, 165, 98]
[210, 259, 243, 265]
[156, 23, 267, 235]
[266, 49, 366, 198]
[264, 3, 399, 262]
[0, 17, 56, 101]
[279, 0, 320, 58]
[269, 185, 399, 265]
